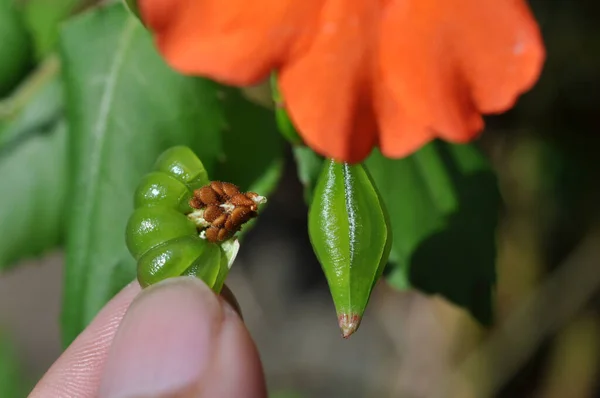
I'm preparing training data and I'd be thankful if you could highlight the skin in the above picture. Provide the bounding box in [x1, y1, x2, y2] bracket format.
[30, 277, 267, 398]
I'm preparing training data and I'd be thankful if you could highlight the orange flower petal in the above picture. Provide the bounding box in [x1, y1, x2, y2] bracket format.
[374, 78, 436, 159]
[139, 0, 322, 85]
[378, 0, 544, 149]
[140, 0, 544, 163]
[279, 0, 378, 163]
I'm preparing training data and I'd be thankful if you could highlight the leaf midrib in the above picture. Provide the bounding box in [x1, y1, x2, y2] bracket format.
[77, 17, 137, 318]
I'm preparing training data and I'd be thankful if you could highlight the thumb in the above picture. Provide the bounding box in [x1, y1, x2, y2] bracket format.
[98, 276, 266, 398]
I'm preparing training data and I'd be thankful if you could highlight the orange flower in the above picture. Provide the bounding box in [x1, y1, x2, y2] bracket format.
[139, 0, 545, 163]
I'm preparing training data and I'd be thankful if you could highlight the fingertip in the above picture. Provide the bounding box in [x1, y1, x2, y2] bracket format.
[98, 276, 266, 398]
[30, 280, 141, 398]
[199, 300, 267, 397]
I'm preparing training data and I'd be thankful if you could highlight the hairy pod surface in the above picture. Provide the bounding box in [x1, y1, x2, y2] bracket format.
[125, 146, 243, 291]
[309, 159, 392, 338]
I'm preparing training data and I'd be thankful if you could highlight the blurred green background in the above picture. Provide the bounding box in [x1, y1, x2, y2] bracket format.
[1, 0, 599, 397]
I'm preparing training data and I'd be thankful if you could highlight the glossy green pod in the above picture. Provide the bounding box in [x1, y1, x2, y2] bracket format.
[308, 159, 392, 338]
[126, 206, 197, 260]
[134, 171, 193, 213]
[125, 146, 242, 292]
[139, 236, 221, 287]
[154, 146, 210, 190]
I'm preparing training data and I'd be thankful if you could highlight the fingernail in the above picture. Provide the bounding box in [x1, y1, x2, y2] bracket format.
[98, 276, 225, 398]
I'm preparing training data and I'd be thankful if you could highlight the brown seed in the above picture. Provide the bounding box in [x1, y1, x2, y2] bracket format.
[205, 226, 220, 243]
[231, 206, 251, 225]
[209, 181, 224, 197]
[189, 197, 203, 209]
[203, 205, 223, 222]
[196, 186, 219, 205]
[221, 182, 240, 198]
[226, 207, 256, 231]
[211, 213, 228, 228]
[224, 218, 235, 231]
[244, 192, 259, 211]
[217, 227, 232, 242]
[229, 193, 254, 207]
[225, 221, 243, 235]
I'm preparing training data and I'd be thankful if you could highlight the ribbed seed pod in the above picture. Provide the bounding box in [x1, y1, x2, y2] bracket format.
[308, 159, 392, 338]
[125, 146, 241, 291]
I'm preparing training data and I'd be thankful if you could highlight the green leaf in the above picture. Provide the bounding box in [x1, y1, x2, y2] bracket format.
[212, 86, 283, 194]
[366, 141, 500, 325]
[0, 60, 62, 143]
[59, 3, 283, 346]
[308, 159, 391, 337]
[20, 0, 81, 60]
[122, 0, 140, 19]
[0, 0, 33, 96]
[293, 146, 323, 204]
[0, 330, 27, 398]
[270, 73, 303, 145]
[0, 77, 66, 270]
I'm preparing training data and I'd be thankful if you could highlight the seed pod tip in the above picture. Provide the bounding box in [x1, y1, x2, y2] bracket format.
[338, 313, 361, 339]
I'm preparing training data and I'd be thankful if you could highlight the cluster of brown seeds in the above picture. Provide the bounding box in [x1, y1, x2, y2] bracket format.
[190, 181, 261, 243]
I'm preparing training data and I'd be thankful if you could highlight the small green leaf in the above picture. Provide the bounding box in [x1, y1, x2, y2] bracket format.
[308, 159, 391, 337]
[366, 141, 500, 325]
[0, 77, 66, 270]
[0, 0, 33, 96]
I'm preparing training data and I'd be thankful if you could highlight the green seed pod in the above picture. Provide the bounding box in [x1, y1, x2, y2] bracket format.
[154, 145, 210, 190]
[126, 147, 218, 289]
[134, 171, 193, 213]
[125, 206, 197, 261]
[125, 146, 262, 292]
[140, 236, 221, 288]
[308, 159, 392, 338]
[270, 73, 303, 146]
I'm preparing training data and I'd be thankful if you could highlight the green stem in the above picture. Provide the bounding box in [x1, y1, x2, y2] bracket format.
[0, 55, 61, 121]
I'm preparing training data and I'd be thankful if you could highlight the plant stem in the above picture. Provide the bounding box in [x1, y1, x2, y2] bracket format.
[0, 55, 61, 121]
